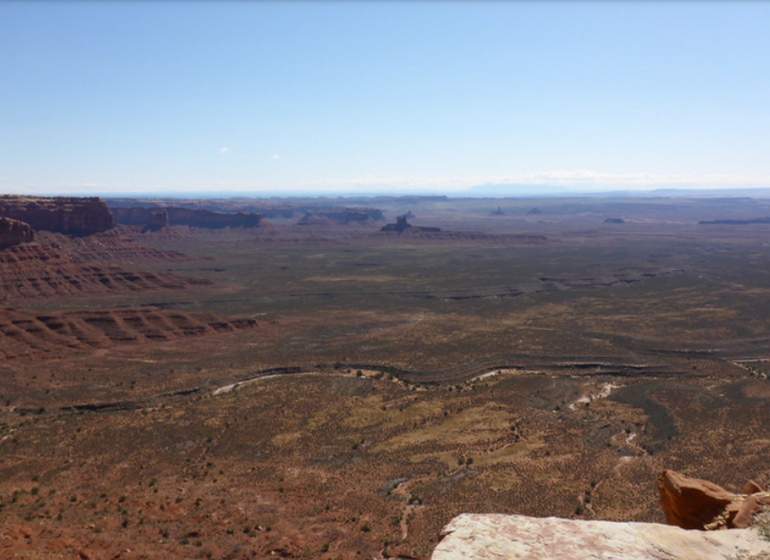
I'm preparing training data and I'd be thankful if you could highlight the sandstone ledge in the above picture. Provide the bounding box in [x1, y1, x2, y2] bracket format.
[0, 195, 114, 234]
[432, 514, 770, 560]
[0, 217, 34, 248]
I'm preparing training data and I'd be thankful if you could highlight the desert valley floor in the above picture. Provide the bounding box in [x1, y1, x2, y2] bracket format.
[1, 195, 770, 559]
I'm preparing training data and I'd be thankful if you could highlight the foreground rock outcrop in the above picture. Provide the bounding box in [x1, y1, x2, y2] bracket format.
[0, 217, 34, 248]
[659, 469, 770, 530]
[0, 195, 115, 234]
[432, 513, 770, 560]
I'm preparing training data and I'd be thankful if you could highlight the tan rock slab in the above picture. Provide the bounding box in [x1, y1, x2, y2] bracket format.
[432, 513, 770, 560]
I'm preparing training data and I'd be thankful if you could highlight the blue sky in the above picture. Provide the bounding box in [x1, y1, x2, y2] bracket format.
[1, 1, 769, 196]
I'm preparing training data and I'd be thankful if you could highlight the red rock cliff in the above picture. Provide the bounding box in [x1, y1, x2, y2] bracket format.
[0, 196, 115, 235]
[658, 469, 770, 530]
[0, 217, 34, 248]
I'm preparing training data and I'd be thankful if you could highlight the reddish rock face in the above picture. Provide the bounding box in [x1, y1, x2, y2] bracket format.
[0, 243, 210, 302]
[146, 209, 169, 231]
[0, 307, 259, 359]
[658, 469, 770, 530]
[0, 217, 34, 248]
[732, 494, 770, 529]
[0, 196, 114, 235]
[744, 480, 763, 495]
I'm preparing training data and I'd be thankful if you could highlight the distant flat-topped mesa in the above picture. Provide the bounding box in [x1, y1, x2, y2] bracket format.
[0, 217, 34, 248]
[0, 195, 114, 235]
[110, 206, 264, 229]
[432, 514, 770, 560]
[107, 199, 385, 221]
[380, 215, 441, 234]
[699, 216, 770, 225]
[324, 206, 384, 222]
[297, 207, 384, 225]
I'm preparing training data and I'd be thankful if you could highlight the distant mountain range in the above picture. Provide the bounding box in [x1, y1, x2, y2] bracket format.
[455, 185, 770, 199]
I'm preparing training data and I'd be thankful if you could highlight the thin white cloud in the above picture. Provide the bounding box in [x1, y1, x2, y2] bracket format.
[219, 147, 232, 154]
[270, 154, 280, 160]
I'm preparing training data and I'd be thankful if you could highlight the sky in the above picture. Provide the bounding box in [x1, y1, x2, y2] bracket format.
[1, 1, 770, 197]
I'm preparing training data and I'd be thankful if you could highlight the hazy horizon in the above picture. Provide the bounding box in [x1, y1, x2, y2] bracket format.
[8, 184, 770, 201]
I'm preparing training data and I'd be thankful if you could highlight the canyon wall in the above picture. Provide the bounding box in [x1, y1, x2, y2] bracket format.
[0, 196, 114, 235]
[107, 198, 385, 221]
[0, 217, 34, 248]
[111, 206, 264, 229]
[297, 208, 383, 225]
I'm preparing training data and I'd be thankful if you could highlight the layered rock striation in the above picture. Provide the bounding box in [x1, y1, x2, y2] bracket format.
[0, 217, 34, 248]
[0, 196, 114, 234]
[658, 469, 770, 530]
[0, 243, 210, 301]
[34, 229, 190, 264]
[0, 307, 258, 359]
